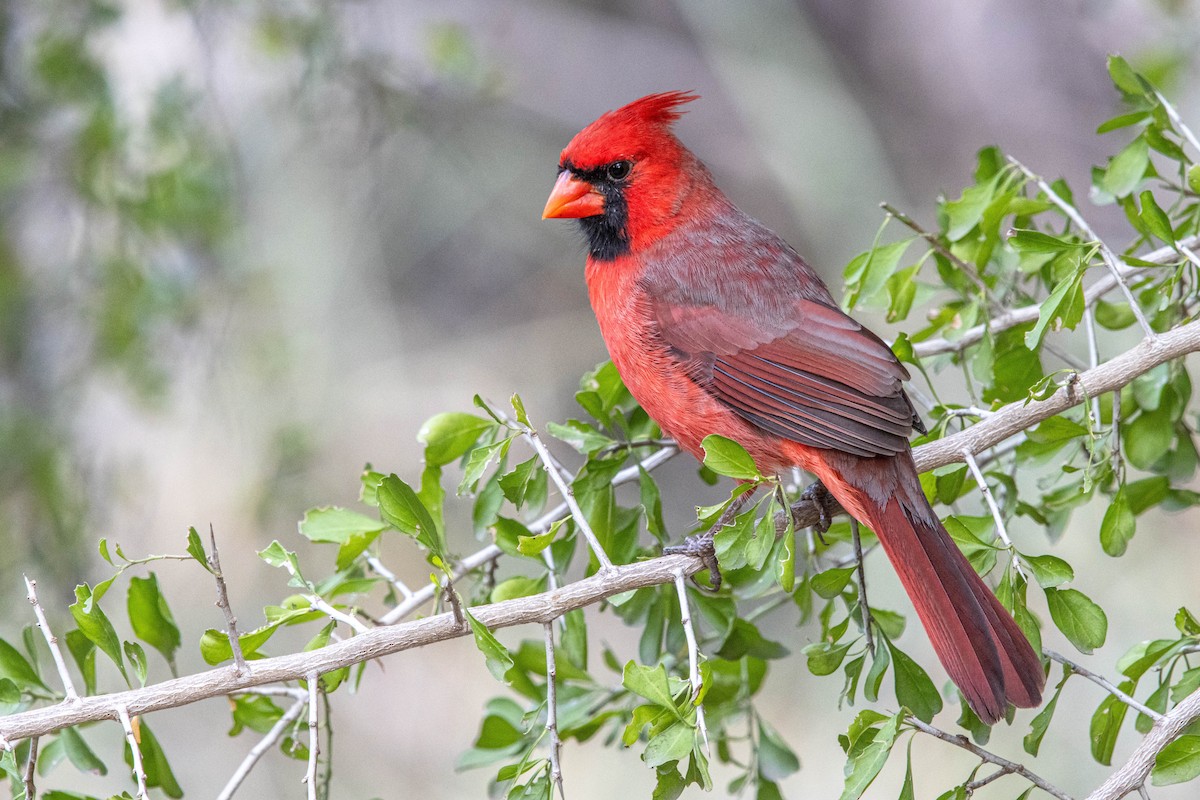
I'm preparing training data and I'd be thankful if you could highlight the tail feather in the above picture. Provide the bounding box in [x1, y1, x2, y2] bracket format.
[811, 452, 1045, 724]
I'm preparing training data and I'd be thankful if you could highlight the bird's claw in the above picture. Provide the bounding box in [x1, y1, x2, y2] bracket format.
[796, 481, 837, 543]
[663, 531, 722, 591]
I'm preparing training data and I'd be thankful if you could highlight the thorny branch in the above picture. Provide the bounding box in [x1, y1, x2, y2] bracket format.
[208, 527, 249, 676]
[216, 697, 308, 800]
[24, 576, 78, 703]
[117, 705, 149, 800]
[0, 316, 1197, 800]
[543, 622, 564, 799]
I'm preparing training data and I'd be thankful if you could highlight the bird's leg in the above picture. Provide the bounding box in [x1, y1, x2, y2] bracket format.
[794, 480, 838, 543]
[664, 485, 759, 591]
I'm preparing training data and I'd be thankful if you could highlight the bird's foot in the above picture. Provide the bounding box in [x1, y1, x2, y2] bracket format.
[795, 481, 837, 542]
[663, 531, 721, 591]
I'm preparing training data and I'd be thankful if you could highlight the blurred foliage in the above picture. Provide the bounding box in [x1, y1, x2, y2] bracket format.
[0, 3, 1199, 799]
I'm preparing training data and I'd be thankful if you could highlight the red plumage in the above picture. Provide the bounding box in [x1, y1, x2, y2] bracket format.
[544, 93, 1045, 723]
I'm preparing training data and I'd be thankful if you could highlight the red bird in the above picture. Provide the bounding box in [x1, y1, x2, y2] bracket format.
[541, 92, 1044, 724]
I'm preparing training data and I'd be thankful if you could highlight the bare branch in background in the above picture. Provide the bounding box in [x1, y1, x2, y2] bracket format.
[217, 698, 308, 800]
[24, 576, 78, 703]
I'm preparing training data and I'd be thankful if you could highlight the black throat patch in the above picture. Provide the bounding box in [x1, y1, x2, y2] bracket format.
[564, 162, 631, 261]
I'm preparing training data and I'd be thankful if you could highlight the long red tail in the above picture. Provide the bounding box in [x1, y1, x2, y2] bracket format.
[806, 450, 1045, 723]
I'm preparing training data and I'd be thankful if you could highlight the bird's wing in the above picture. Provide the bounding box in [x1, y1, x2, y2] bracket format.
[649, 290, 921, 459]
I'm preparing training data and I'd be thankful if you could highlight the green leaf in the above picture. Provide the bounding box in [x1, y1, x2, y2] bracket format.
[1025, 272, 1083, 350]
[1008, 229, 1085, 253]
[60, 725, 107, 776]
[944, 177, 997, 240]
[1176, 607, 1200, 636]
[517, 518, 564, 556]
[465, 611, 514, 684]
[837, 712, 902, 800]
[126, 574, 181, 669]
[1107, 54, 1147, 96]
[1023, 677, 1066, 755]
[622, 661, 684, 720]
[298, 507, 386, 544]
[1188, 164, 1200, 195]
[69, 584, 126, 683]
[1045, 587, 1107, 654]
[497, 456, 547, 510]
[1100, 487, 1136, 557]
[700, 435, 761, 481]
[0, 638, 46, 690]
[1102, 136, 1149, 197]
[811, 567, 856, 599]
[418, 412, 494, 466]
[1125, 408, 1175, 470]
[378, 474, 445, 556]
[1152, 735, 1200, 785]
[757, 718, 800, 780]
[545, 420, 614, 454]
[257, 541, 307, 587]
[642, 721, 695, 768]
[1138, 191, 1174, 244]
[802, 641, 853, 676]
[886, 639, 943, 722]
[489, 575, 545, 603]
[125, 718, 183, 798]
[123, 641, 147, 686]
[1090, 689, 1131, 765]
[845, 239, 912, 309]
[1023, 554, 1074, 588]
[185, 527, 211, 573]
[198, 620, 285, 665]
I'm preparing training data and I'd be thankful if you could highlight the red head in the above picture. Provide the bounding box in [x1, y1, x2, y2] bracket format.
[542, 91, 714, 260]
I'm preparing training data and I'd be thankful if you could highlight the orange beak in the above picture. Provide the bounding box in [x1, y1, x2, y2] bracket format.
[542, 171, 605, 219]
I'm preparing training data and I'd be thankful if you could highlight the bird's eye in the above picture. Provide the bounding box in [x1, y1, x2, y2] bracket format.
[606, 160, 632, 181]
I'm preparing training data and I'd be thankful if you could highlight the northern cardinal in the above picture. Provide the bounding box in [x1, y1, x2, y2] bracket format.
[542, 91, 1044, 723]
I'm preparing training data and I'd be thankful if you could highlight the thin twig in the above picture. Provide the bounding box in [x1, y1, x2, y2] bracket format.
[208, 527, 249, 677]
[543, 622, 564, 799]
[1083, 308, 1103, 426]
[377, 448, 676, 625]
[882, 202, 990, 295]
[850, 520, 874, 658]
[525, 427, 614, 571]
[303, 675, 319, 800]
[309, 596, 371, 635]
[1136, 784, 1151, 800]
[911, 235, 1199, 358]
[217, 698, 308, 800]
[117, 705, 148, 800]
[1154, 90, 1200, 155]
[1, 321, 1199, 752]
[1044, 650, 1164, 721]
[365, 555, 413, 601]
[1008, 157, 1156, 339]
[906, 715, 1073, 800]
[964, 764, 1014, 794]
[23, 736, 38, 800]
[24, 577, 78, 702]
[962, 449, 1026, 579]
[942, 406, 996, 419]
[673, 570, 708, 750]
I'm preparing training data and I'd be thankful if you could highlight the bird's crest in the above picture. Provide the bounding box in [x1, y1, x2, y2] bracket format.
[560, 91, 699, 170]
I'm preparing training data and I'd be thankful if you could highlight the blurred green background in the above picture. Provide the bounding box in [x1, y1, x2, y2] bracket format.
[1, 0, 1198, 797]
